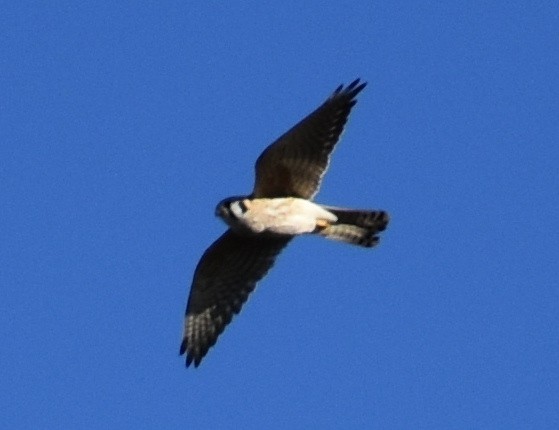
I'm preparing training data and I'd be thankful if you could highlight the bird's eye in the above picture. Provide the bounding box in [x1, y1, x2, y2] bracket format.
[221, 203, 235, 219]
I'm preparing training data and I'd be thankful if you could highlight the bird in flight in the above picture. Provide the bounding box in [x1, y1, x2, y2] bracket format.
[180, 79, 389, 367]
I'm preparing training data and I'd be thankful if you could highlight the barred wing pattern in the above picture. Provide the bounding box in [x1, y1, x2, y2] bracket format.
[180, 230, 291, 367]
[253, 79, 367, 199]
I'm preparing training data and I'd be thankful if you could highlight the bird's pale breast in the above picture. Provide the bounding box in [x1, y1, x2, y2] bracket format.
[240, 198, 336, 235]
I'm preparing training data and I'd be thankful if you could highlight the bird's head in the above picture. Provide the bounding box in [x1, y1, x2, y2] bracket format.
[215, 196, 249, 226]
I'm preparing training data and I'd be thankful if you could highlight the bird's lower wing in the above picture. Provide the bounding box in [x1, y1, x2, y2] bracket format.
[180, 230, 291, 367]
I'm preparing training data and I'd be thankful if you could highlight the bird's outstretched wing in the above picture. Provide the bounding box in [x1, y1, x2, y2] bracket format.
[252, 79, 367, 199]
[180, 230, 291, 367]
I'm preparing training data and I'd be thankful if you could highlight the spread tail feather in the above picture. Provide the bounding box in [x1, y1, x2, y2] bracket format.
[318, 207, 389, 248]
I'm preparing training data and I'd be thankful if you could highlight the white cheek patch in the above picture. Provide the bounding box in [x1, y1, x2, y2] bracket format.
[229, 201, 246, 219]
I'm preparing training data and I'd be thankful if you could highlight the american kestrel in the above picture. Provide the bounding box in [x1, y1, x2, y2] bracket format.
[180, 79, 389, 367]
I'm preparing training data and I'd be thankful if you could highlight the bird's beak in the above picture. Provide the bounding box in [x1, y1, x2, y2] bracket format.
[215, 205, 226, 218]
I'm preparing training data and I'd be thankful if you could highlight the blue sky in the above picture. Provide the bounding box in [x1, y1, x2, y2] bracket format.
[2, 1, 558, 428]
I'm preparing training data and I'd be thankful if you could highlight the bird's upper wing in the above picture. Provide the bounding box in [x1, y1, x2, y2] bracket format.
[252, 79, 367, 199]
[180, 229, 291, 367]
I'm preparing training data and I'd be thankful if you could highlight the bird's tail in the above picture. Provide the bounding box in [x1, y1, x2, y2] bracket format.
[317, 206, 389, 248]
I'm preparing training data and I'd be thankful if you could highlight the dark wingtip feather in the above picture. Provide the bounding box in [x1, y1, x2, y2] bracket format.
[180, 337, 200, 368]
[331, 78, 367, 101]
[186, 355, 202, 368]
[179, 338, 187, 355]
[185, 350, 202, 368]
[347, 78, 363, 90]
[347, 79, 367, 98]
